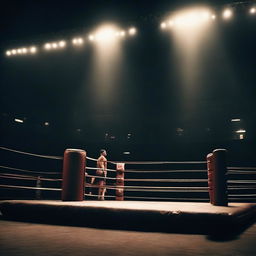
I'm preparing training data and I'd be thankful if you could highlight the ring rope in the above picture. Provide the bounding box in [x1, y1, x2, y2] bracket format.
[228, 194, 256, 197]
[124, 195, 208, 201]
[0, 146, 63, 160]
[86, 156, 117, 166]
[123, 188, 208, 192]
[228, 180, 256, 184]
[227, 167, 256, 170]
[86, 167, 117, 172]
[228, 187, 256, 190]
[1, 184, 254, 194]
[228, 170, 256, 174]
[86, 156, 98, 162]
[86, 174, 117, 180]
[0, 174, 62, 181]
[0, 184, 61, 191]
[0, 174, 37, 181]
[0, 172, 39, 178]
[124, 178, 208, 182]
[124, 169, 207, 173]
[84, 193, 116, 198]
[115, 160, 206, 165]
[84, 183, 208, 191]
[0, 165, 61, 175]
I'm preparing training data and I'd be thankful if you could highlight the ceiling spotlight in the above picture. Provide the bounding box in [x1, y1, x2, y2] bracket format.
[169, 20, 174, 26]
[120, 31, 126, 37]
[128, 27, 136, 36]
[30, 46, 37, 53]
[223, 8, 233, 19]
[59, 41, 66, 47]
[88, 34, 94, 41]
[250, 7, 256, 14]
[161, 22, 167, 29]
[12, 49, 17, 55]
[52, 43, 58, 48]
[17, 49, 23, 54]
[45, 43, 51, 50]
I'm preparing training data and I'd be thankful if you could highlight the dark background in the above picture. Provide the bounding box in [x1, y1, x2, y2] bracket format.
[0, 0, 256, 163]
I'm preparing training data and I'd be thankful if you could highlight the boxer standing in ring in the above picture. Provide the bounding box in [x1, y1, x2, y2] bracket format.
[91, 149, 107, 200]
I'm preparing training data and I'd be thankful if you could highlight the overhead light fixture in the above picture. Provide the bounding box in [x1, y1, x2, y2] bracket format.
[223, 8, 233, 19]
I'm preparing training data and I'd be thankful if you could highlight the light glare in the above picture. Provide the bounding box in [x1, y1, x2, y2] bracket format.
[223, 9, 233, 19]
[120, 31, 126, 37]
[72, 38, 84, 45]
[236, 129, 246, 133]
[89, 34, 95, 41]
[45, 43, 51, 50]
[128, 27, 136, 35]
[30, 47, 37, 53]
[250, 7, 256, 14]
[162, 8, 215, 30]
[59, 41, 66, 47]
[14, 118, 24, 123]
[161, 22, 167, 29]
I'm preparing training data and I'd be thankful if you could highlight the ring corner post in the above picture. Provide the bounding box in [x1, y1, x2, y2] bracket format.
[61, 149, 86, 201]
[116, 163, 125, 201]
[212, 149, 228, 206]
[207, 153, 214, 205]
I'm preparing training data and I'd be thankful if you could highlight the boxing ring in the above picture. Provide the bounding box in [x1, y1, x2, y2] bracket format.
[0, 146, 256, 234]
[0, 146, 255, 203]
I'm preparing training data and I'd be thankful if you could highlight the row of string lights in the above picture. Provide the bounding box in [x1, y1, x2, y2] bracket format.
[4, 3, 256, 57]
[161, 5, 256, 30]
[5, 27, 137, 57]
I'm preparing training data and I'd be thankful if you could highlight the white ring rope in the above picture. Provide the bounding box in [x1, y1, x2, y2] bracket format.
[123, 188, 208, 192]
[124, 169, 207, 173]
[228, 187, 256, 190]
[84, 193, 116, 198]
[86, 174, 117, 180]
[86, 156, 117, 166]
[124, 195, 208, 201]
[86, 167, 117, 172]
[228, 180, 256, 184]
[86, 156, 98, 162]
[114, 160, 206, 165]
[124, 178, 208, 182]
[0, 165, 61, 175]
[0, 174, 62, 181]
[229, 194, 256, 197]
[228, 167, 256, 170]
[0, 172, 38, 178]
[0, 184, 61, 191]
[228, 170, 256, 174]
[0, 174, 37, 181]
[0, 146, 63, 160]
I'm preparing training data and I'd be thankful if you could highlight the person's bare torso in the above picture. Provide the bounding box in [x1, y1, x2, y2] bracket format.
[97, 155, 107, 176]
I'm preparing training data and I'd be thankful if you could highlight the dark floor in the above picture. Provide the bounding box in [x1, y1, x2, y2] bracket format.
[1, 219, 256, 256]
